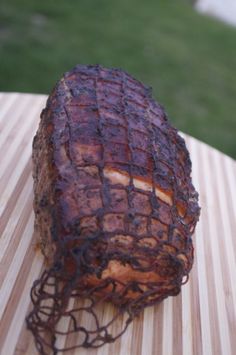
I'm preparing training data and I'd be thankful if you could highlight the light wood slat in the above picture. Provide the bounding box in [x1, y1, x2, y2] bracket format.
[54, 298, 77, 352]
[0, 93, 235, 355]
[190, 256, 202, 355]
[0, 93, 19, 125]
[181, 278, 194, 355]
[172, 292, 183, 353]
[186, 136, 212, 355]
[211, 149, 236, 349]
[0, 95, 45, 179]
[119, 315, 134, 355]
[222, 156, 236, 240]
[131, 309, 144, 355]
[0, 211, 34, 319]
[141, 306, 154, 355]
[162, 297, 173, 355]
[0, 174, 32, 265]
[1, 252, 44, 355]
[0, 141, 32, 217]
[187, 136, 227, 354]
[152, 303, 164, 355]
[186, 135, 235, 355]
[200, 142, 232, 355]
[0, 94, 34, 151]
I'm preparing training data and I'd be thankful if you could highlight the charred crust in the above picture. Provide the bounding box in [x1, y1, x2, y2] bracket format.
[29, 64, 200, 352]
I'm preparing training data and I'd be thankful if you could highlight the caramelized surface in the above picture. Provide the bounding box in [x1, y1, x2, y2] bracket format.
[32, 64, 200, 303]
[28, 65, 200, 353]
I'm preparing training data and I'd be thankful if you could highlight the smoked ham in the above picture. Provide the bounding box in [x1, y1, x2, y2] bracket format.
[27, 64, 200, 354]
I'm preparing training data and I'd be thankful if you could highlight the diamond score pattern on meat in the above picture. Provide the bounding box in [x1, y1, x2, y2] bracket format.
[26, 64, 200, 354]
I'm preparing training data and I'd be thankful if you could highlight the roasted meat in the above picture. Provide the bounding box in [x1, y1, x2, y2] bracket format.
[27, 64, 200, 354]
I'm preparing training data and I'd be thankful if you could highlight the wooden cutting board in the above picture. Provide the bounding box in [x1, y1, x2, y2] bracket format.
[0, 93, 236, 355]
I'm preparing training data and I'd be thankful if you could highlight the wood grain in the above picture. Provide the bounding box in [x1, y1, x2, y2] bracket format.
[0, 93, 235, 355]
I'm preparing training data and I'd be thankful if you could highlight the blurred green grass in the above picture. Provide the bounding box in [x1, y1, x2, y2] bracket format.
[0, 0, 236, 158]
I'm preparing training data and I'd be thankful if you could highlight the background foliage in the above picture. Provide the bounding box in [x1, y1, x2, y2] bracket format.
[0, 0, 235, 158]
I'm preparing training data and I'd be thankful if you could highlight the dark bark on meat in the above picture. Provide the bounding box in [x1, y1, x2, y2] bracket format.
[27, 64, 200, 354]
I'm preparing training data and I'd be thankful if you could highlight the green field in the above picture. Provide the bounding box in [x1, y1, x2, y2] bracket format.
[0, 0, 235, 158]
